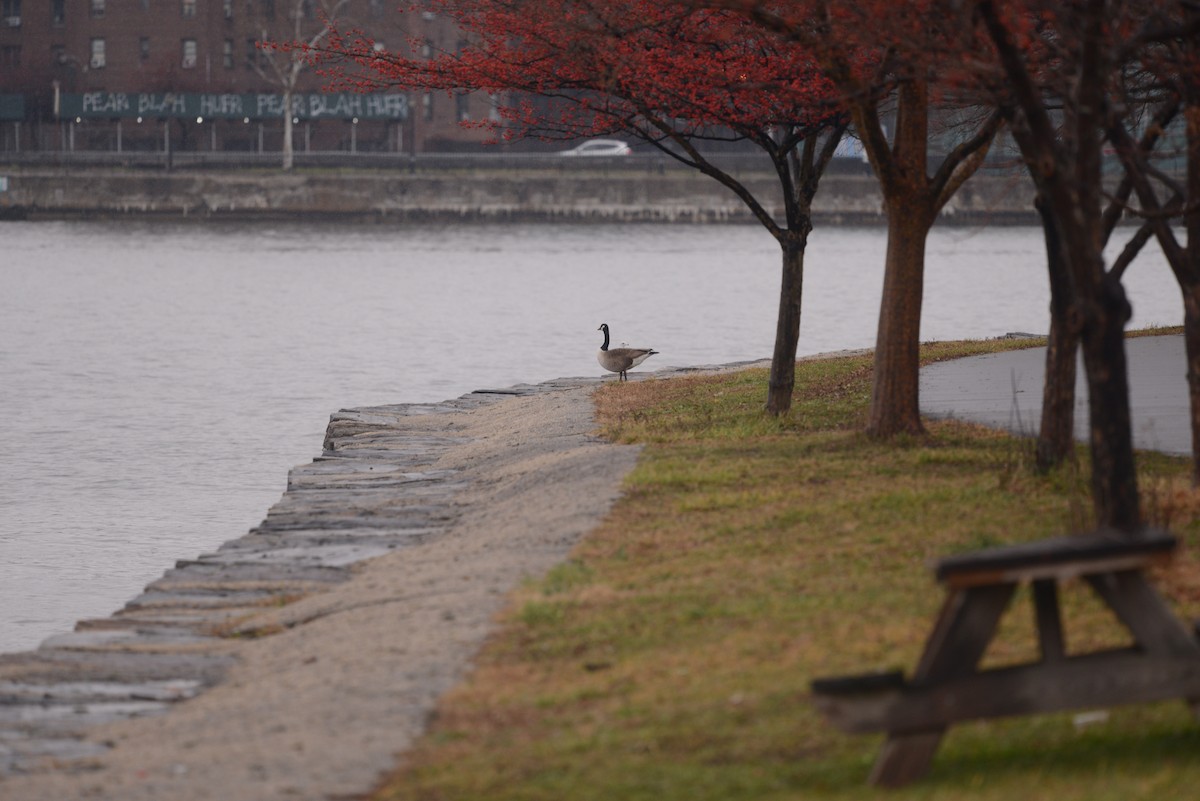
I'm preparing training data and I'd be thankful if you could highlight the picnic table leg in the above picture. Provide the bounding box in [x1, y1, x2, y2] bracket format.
[1085, 570, 1200, 656]
[869, 732, 945, 787]
[1085, 570, 1200, 718]
[869, 583, 1016, 787]
[1033, 579, 1066, 662]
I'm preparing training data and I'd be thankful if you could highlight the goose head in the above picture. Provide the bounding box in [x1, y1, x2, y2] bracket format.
[598, 323, 610, 351]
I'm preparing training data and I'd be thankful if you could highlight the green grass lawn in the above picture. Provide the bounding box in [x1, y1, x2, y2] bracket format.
[373, 332, 1200, 801]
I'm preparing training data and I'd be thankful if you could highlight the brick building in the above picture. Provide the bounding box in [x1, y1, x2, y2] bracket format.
[0, 0, 499, 155]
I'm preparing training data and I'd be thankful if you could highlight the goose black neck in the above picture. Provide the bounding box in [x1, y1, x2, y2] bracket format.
[600, 325, 610, 351]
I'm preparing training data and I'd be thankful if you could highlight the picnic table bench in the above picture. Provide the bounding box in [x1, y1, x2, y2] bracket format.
[811, 526, 1200, 787]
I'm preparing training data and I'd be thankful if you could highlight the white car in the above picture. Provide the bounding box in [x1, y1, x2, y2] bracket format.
[559, 139, 633, 156]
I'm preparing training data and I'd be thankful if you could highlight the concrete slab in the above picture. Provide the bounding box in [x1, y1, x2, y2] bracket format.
[0, 680, 201, 704]
[193, 540, 419, 569]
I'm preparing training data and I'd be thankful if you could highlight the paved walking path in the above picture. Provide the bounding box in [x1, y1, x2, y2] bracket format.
[921, 333, 1191, 457]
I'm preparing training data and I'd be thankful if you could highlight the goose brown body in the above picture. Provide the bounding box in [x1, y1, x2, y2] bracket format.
[597, 323, 657, 381]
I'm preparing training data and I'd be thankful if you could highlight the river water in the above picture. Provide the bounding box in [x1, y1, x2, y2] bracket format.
[0, 220, 1184, 653]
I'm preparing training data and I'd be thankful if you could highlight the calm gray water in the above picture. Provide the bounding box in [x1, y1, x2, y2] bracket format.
[0, 220, 1183, 653]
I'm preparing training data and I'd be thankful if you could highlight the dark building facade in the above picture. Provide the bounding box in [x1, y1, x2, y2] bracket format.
[0, 0, 498, 155]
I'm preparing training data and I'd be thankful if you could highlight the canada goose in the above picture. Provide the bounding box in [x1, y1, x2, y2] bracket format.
[597, 323, 658, 381]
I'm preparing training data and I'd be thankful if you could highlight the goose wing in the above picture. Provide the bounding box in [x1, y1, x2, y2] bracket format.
[598, 346, 658, 372]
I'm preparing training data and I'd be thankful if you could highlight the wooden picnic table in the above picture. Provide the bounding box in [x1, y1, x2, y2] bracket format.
[811, 526, 1200, 787]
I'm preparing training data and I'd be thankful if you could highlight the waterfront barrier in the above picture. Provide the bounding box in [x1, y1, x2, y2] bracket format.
[0, 160, 1042, 224]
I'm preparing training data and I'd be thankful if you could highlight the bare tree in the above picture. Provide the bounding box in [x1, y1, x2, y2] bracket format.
[975, 0, 1147, 529]
[257, 0, 349, 169]
[1034, 101, 1180, 472]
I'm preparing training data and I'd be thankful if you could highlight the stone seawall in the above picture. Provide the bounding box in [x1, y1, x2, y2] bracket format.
[0, 166, 1039, 224]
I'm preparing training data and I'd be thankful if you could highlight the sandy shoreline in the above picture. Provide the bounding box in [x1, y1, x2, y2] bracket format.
[0, 381, 641, 800]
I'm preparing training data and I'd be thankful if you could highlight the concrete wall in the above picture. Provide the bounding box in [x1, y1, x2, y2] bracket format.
[0, 166, 1039, 224]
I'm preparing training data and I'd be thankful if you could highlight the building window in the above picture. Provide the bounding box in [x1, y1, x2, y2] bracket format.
[91, 0, 105, 18]
[369, 0, 383, 18]
[262, 0, 274, 19]
[456, 93, 471, 122]
[223, 0, 233, 19]
[90, 38, 106, 68]
[139, 37, 150, 63]
[52, 0, 64, 25]
[223, 39, 234, 69]
[2, 0, 20, 25]
[182, 0, 196, 18]
[245, 37, 258, 70]
[182, 38, 197, 68]
[0, 45, 20, 69]
[422, 93, 433, 122]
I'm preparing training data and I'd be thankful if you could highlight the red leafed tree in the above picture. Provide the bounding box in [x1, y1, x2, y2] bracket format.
[738, 0, 1003, 437]
[320, 0, 848, 415]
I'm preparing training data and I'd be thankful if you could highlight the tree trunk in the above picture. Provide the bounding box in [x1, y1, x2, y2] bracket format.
[766, 233, 810, 416]
[1079, 273, 1140, 531]
[861, 79, 936, 438]
[866, 203, 932, 437]
[1185, 284, 1200, 486]
[1035, 193, 1080, 470]
[1038, 312, 1080, 469]
[282, 89, 295, 170]
[1188, 105, 1200, 484]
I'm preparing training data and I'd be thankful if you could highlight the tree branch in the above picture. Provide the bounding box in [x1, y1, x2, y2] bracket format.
[1107, 118, 1191, 284]
[932, 110, 1004, 213]
[1101, 99, 1180, 243]
[1110, 207, 1179, 282]
[636, 108, 786, 240]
